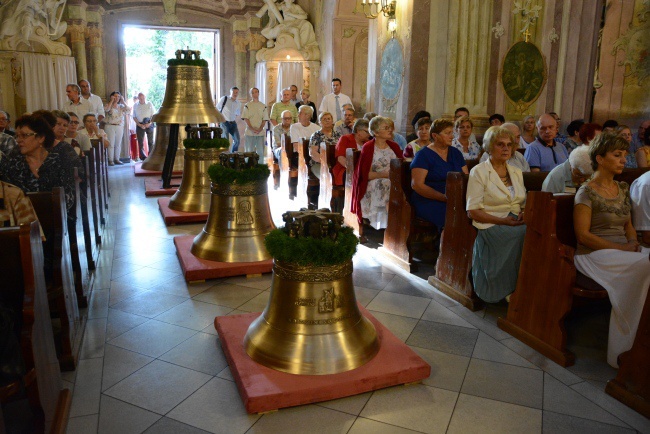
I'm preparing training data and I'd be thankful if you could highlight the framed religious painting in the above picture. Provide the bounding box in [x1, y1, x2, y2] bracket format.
[380, 38, 404, 113]
[500, 41, 547, 113]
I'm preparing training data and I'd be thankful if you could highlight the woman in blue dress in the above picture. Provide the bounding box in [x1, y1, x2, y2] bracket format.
[410, 118, 468, 230]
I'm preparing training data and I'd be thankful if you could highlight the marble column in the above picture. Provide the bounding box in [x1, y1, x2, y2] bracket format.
[444, 0, 493, 121]
[248, 32, 265, 93]
[86, 25, 106, 98]
[67, 23, 88, 81]
[232, 34, 249, 90]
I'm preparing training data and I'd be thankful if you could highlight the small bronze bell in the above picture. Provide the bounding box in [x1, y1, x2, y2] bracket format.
[141, 124, 184, 172]
[169, 127, 227, 213]
[244, 209, 379, 375]
[191, 152, 275, 262]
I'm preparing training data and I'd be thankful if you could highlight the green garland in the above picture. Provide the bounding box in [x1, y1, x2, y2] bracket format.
[207, 163, 270, 185]
[264, 226, 358, 266]
[183, 138, 230, 150]
[167, 58, 209, 67]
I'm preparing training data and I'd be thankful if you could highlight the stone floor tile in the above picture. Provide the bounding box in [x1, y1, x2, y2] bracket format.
[542, 411, 636, 434]
[406, 320, 479, 357]
[447, 393, 542, 434]
[101, 344, 153, 391]
[107, 319, 196, 358]
[360, 384, 458, 434]
[79, 317, 107, 359]
[97, 395, 160, 434]
[421, 301, 475, 329]
[155, 299, 232, 331]
[367, 311, 419, 342]
[461, 358, 543, 409]
[159, 332, 228, 376]
[143, 417, 212, 434]
[110, 291, 188, 318]
[366, 291, 430, 319]
[66, 414, 98, 434]
[167, 377, 261, 434]
[410, 346, 470, 392]
[69, 358, 103, 417]
[105, 308, 149, 340]
[316, 392, 372, 416]
[192, 283, 264, 309]
[472, 332, 538, 369]
[249, 405, 356, 433]
[104, 360, 211, 415]
[348, 417, 421, 434]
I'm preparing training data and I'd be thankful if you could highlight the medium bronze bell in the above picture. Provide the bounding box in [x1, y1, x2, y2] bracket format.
[141, 124, 184, 172]
[153, 51, 225, 125]
[244, 210, 379, 375]
[191, 152, 275, 262]
[169, 127, 227, 213]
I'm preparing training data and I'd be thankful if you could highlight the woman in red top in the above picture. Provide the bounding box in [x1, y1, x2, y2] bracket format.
[332, 119, 370, 186]
[351, 116, 403, 240]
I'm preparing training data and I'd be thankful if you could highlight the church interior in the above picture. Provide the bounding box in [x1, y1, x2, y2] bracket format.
[0, 0, 649, 433]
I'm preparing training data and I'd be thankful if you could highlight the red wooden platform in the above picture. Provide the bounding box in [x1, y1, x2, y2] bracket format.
[215, 306, 431, 414]
[174, 235, 273, 282]
[134, 161, 183, 177]
[144, 177, 180, 196]
[157, 198, 208, 225]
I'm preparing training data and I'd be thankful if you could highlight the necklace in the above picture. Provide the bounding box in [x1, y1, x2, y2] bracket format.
[593, 181, 617, 196]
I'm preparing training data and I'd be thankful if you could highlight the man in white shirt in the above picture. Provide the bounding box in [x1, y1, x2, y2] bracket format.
[79, 79, 105, 122]
[133, 92, 156, 161]
[218, 86, 242, 152]
[631, 171, 650, 245]
[64, 83, 92, 122]
[319, 78, 352, 123]
[291, 105, 320, 176]
[241, 87, 269, 163]
[289, 84, 299, 106]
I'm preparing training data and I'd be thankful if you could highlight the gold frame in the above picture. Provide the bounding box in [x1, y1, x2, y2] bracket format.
[500, 41, 548, 114]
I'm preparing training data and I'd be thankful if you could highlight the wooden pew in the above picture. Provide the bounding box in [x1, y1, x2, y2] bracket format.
[302, 138, 319, 209]
[0, 222, 70, 433]
[342, 148, 361, 233]
[380, 158, 436, 271]
[90, 140, 106, 226]
[85, 147, 102, 245]
[27, 188, 82, 371]
[77, 155, 96, 269]
[319, 143, 345, 213]
[606, 292, 650, 418]
[428, 171, 549, 311]
[498, 168, 649, 367]
[68, 169, 87, 309]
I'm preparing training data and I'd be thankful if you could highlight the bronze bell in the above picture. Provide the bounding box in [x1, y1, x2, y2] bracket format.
[169, 127, 228, 213]
[141, 124, 184, 172]
[153, 50, 225, 125]
[244, 210, 379, 375]
[191, 152, 275, 262]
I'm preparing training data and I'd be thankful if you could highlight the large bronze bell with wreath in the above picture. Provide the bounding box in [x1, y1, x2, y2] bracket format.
[244, 209, 379, 375]
[152, 49, 225, 188]
[140, 124, 184, 172]
[191, 152, 275, 262]
[168, 126, 229, 213]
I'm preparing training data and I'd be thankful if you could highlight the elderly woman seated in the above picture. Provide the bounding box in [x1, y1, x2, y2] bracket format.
[574, 132, 650, 367]
[410, 118, 467, 231]
[467, 126, 527, 303]
[351, 116, 403, 237]
[479, 122, 530, 172]
[542, 144, 593, 193]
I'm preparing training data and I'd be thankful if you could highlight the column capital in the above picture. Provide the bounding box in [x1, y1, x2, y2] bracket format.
[67, 23, 87, 44]
[247, 32, 266, 51]
[86, 26, 103, 48]
[232, 34, 249, 53]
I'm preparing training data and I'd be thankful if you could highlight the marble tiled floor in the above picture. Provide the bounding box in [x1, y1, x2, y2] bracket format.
[65, 164, 650, 434]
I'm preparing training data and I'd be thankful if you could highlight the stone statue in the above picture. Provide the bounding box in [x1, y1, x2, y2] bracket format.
[256, 0, 318, 51]
[0, 0, 67, 48]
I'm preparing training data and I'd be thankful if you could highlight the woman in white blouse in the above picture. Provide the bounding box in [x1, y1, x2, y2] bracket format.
[467, 126, 527, 303]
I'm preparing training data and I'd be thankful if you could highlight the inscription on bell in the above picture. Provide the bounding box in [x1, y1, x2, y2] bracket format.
[236, 201, 254, 225]
[226, 207, 235, 221]
[294, 297, 316, 307]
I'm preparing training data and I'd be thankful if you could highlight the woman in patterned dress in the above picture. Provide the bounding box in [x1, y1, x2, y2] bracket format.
[351, 116, 403, 237]
[451, 115, 481, 160]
